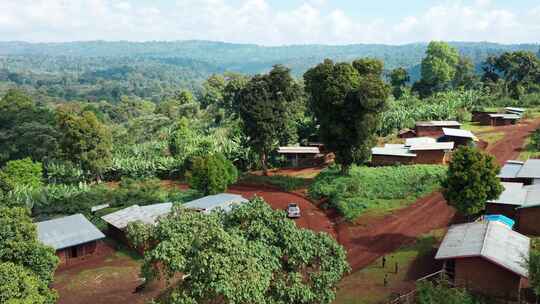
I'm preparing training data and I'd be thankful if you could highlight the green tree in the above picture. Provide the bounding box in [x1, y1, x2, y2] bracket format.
[188, 153, 238, 195]
[453, 56, 478, 89]
[415, 41, 460, 97]
[56, 110, 113, 179]
[140, 197, 349, 304]
[529, 244, 540, 303]
[156, 90, 199, 120]
[304, 59, 389, 174]
[482, 51, 540, 99]
[389, 67, 410, 99]
[442, 146, 503, 216]
[416, 280, 479, 304]
[0, 207, 58, 284]
[0, 158, 43, 190]
[0, 89, 60, 165]
[237, 65, 301, 175]
[0, 262, 57, 304]
[352, 58, 384, 77]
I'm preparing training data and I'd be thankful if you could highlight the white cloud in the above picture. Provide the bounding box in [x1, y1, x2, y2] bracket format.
[0, 0, 538, 45]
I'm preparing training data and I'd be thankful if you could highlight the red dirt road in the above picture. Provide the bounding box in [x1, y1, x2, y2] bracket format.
[228, 184, 336, 237]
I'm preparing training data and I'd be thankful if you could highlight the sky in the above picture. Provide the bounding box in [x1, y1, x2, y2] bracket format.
[1, 0, 539, 45]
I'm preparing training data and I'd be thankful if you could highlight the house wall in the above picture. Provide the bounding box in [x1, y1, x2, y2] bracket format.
[283, 153, 323, 167]
[398, 130, 416, 138]
[371, 155, 415, 166]
[415, 125, 460, 137]
[106, 224, 130, 245]
[56, 240, 107, 268]
[490, 117, 515, 126]
[413, 150, 449, 164]
[485, 203, 517, 220]
[472, 111, 497, 125]
[454, 257, 522, 299]
[517, 206, 540, 235]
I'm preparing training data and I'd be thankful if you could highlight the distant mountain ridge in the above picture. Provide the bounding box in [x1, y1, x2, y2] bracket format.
[1, 40, 538, 76]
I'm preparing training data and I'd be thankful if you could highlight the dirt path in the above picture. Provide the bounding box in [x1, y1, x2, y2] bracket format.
[228, 184, 336, 237]
[486, 119, 540, 164]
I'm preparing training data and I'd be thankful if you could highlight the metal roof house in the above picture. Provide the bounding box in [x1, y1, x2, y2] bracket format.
[183, 193, 248, 214]
[488, 113, 521, 126]
[415, 121, 461, 137]
[277, 146, 323, 167]
[436, 221, 530, 299]
[486, 182, 540, 235]
[101, 203, 173, 245]
[499, 159, 540, 184]
[505, 107, 526, 117]
[438, 128, 478, 147]
[37, 214, 106, 266]
[371, 140, 454, 166]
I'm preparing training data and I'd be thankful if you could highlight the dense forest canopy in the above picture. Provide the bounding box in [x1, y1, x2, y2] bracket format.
[0, 40, 538, 103]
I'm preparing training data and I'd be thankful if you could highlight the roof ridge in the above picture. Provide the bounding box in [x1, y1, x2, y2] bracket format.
[479, 221, 491, 257]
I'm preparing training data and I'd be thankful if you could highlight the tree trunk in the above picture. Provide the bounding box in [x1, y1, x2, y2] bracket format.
[340, 164, 350, 175]
[261, 152, 269, 176]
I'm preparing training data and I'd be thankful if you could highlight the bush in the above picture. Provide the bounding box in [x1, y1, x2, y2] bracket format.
[240, 174, 311, 192]
[309, 165, 446, 220]
[0, 158, 43, 190]
[416, 281, 481, 304]
[188, 153, 238, 195]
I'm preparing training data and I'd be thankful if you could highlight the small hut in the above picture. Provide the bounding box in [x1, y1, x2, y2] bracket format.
[414, 121, 461, 137]
[37, 214, 106, 267]
[435, 221, 529, 300]
[277, 146, 322, 167]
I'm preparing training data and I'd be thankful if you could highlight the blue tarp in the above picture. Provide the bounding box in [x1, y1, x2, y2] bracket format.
[485, 214, 515, 229]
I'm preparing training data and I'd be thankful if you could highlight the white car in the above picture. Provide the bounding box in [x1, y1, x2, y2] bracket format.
[287, 203, 301, 218]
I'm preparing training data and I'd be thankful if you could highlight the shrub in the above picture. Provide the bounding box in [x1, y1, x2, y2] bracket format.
[44, 160, 87, 185]
[240, 174, 311, 192]
[309, 165, 446, 220]
[0, 158, 43, 190]
[188, 153, 238, 195]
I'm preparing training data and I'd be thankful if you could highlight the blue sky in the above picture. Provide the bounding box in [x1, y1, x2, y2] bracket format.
[1, 0, 539, 45]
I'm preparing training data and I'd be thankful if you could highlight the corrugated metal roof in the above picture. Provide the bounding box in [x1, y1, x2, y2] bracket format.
[277, 147, 320, 154]
[405, 137, 436, 146]
[435, 221, 529, 278]
[37, 214, 105, 250]
[488, 182, 527, 206]
[505, 107, 526, 113]
[498, 161, 525, 179]
[183, 193, 248, 214]
[101, 203, 172, 229]
[416, 121, 461, 127]
[488, 114, 521, 120]
[442, 128, 478, 140]
[371, 146, 416, 157]
[516, 159, 540, 179]
[408, 142, 454, 151]
[519, 190, 540, 209]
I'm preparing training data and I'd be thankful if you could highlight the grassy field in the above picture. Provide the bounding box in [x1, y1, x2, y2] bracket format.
[309, 165, 447, 221]
[335, 229, 446, 304]
[477, 131, 506, 145]
[518, 136, 540, 161]
[240, 173, 313, 191]
[462, 122, 496, 134]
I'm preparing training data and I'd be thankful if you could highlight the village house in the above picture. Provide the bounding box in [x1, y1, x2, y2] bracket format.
[101, 203, 172, 244]
[472, 110, 498, 124]
[486, 182, 540, 235]
[435, 221, 530, 300]
[437, 128, 478, 148]
[183, 193, 248, 214]
[277, 146, 322, 167]
[414, 121, 461, 137]
[499, 159, 540, 184]
[371, 137, 454, 166]
[37, 214, 106, 267]
[487, 113, 521, 126]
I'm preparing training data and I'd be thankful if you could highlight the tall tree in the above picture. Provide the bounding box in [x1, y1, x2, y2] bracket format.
[442, 146, 503, 216]
[56, 110, 113, 179]
[482, 51, 540, 99]
[304, 59, 389, 174]
[135, 197, 349, 304]
[453, 56, 478, 89]
[0, 207, 59, 282]
[0, 89, 60, 165]
[414, 41, 460, 97]
[237, 65, 301, 175]
[188, 153, 238, 195]
[389, 67, 410, 99]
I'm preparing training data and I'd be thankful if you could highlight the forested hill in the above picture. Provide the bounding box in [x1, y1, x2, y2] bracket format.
[0, 40, 538, 103]
[1, 40, 538, 73]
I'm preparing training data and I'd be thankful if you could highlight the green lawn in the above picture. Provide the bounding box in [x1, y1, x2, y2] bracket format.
[462, 122, 495, 134]
[334, 229, 445, 304]
[518, 136, 540, 161]
[478, 132, 505, 145]
[239, 173, 313, 191]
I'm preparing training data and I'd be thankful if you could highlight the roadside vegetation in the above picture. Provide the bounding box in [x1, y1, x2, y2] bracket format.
[519, 128, 540, 161]
[239, 174, 312, 192]
[309, 165, 447, 220]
